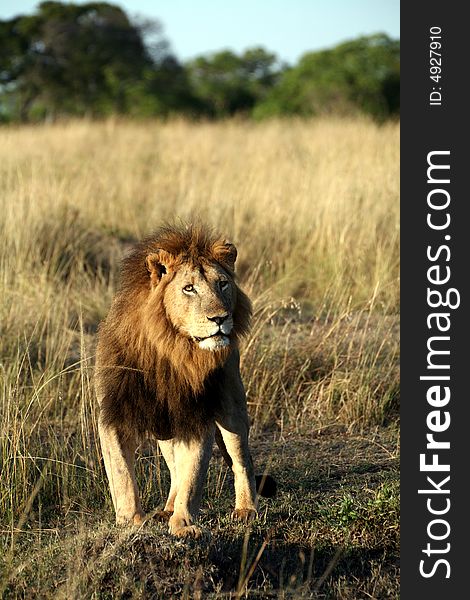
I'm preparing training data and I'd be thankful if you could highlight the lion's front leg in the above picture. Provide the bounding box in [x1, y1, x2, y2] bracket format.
[215, 418, 257, 522]
[167, 431, 214, 538]
[216, 353, 258, 522]
[98, 420, 144, 526]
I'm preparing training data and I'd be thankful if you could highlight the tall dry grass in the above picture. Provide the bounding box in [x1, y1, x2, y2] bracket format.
[0, 117, 399, 544]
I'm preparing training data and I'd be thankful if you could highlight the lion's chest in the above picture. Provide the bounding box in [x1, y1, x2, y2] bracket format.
[142, 365, 225, 442]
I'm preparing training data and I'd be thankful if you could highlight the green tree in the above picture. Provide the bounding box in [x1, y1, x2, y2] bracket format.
[254, 34, 400, 120]
[187, 47, 280, 117]
[0, 1, 187, 120]
[0, 8, 400, 123]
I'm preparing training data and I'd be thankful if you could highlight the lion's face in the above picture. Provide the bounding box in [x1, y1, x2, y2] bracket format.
[146, 251, 237, 351]
[165, 261, 236, 351]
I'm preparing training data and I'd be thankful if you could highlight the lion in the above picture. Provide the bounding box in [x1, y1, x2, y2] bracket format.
[95, 223, 276, 537]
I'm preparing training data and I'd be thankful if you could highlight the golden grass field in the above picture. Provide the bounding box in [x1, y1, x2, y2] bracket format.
[0, 117, 400, 598]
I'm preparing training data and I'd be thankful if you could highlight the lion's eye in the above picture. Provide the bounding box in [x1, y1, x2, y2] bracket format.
[183, 284, 195, 293]
[220, 280, 229, 290]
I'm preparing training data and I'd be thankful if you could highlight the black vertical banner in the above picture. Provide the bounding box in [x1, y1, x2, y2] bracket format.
[401, 2, 468, 598]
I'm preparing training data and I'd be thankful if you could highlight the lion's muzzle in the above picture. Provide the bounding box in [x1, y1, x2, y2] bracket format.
[196, 331, 231, 351]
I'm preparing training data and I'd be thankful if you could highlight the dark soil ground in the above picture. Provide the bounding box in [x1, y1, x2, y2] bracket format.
[2, 427, 399, 599]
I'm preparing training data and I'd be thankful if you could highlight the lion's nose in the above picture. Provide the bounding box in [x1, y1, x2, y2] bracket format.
[207, 313, 228, 326]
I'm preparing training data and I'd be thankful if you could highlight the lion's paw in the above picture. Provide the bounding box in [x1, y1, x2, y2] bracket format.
[151, 510, 173, 522]
[231, 508, 257, 523]
[172, 525, 203, 539]
[169, 514, 202, 538]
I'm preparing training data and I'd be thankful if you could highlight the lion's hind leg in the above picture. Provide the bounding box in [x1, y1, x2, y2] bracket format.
[98, 420, 144, 526]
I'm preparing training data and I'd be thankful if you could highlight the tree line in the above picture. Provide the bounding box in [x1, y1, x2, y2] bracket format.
[0, 1, 400, 122]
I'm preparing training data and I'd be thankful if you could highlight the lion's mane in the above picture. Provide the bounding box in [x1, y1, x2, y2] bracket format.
[96, 224, 252, 442]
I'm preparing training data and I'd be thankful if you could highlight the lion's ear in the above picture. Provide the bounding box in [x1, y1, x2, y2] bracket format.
[212, 241, 237, 271]
[146, 250, 174, 287]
